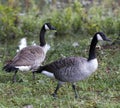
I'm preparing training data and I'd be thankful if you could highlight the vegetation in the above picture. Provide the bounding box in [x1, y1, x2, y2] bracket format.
[0, 0, 120, 108]
[0, 0, 120, 42]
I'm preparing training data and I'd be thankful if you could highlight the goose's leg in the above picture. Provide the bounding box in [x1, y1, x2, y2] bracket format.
[32, 71, 35, 80]
[52, 81, 64, 98]
[12, 70, 17, 83]
[72, 83, 78, 98]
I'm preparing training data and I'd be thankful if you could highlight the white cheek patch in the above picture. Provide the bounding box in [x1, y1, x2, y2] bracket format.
[15, 66, 31, 71]
[42, 71, 55, 78]
[97, 34, 103, 41]
[44, 24, 50, 30]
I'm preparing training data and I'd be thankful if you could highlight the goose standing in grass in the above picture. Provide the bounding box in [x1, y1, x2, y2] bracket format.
[3, 23, 56, 83]
[35, 32, 110, 98]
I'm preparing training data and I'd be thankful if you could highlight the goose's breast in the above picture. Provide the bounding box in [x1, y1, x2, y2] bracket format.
[87, 58, 98, 73]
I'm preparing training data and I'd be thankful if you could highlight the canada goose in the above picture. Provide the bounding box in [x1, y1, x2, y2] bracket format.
[3, 23, 56, 83]
[35, 32, 110, 98]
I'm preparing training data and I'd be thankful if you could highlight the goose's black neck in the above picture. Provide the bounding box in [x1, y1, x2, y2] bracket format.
[40, 26, 46, 46]
[88, 35, 98, 61]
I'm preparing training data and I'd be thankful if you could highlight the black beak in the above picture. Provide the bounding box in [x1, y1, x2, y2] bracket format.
[51, 26, 56, 30]
[105, 38, 111, 42]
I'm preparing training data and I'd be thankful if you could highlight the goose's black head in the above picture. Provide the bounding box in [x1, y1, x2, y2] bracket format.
[95, 32, 111, 42]
[43, 23, 56, 31]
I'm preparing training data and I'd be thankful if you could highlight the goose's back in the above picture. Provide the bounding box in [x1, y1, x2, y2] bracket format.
[11, 45, 45, 69]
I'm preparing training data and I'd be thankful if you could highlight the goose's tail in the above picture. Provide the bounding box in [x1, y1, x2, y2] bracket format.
[35, 65, 55, 78]
[34, 66, 44, 73]
[2, 63, 18, 72]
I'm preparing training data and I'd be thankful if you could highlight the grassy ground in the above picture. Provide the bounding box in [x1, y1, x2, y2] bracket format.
[0, 34, 120, 108]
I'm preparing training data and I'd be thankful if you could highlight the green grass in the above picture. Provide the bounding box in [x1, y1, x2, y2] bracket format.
[0, 34, 120, 108]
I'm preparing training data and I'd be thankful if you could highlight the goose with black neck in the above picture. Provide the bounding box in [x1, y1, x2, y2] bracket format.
[35, 32, 111, 98]
[3, 23, 56, 83]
